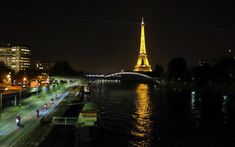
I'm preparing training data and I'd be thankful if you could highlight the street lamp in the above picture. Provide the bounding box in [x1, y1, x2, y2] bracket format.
[37, 85, 39, 96]
[7, 73, 11, 82]
[19, 90, 21, 109]
[23, 77, 27, 88]
[0, 93, 2, 117]
[5, 72, 11, 86]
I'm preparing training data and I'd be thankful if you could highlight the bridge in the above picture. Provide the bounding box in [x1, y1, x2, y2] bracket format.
[50, 76, 89, 87]
[86, 71, 160, 84]
[105, 71, 152, 79]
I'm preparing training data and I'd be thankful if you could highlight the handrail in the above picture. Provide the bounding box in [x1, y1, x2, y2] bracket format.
[52, 116, 78, 125]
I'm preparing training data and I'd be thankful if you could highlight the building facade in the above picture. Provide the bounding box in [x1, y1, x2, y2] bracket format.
[0, 45, 31, 72]
[31, 60, 53, 72]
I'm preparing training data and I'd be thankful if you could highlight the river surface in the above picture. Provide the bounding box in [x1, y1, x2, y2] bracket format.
[41, 82, 235, 147]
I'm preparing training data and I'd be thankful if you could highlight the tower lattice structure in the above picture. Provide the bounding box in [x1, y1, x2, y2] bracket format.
[134, 17, 152, 72]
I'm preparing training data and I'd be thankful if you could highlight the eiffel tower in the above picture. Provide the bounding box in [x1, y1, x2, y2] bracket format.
[134, 17, 152, 72]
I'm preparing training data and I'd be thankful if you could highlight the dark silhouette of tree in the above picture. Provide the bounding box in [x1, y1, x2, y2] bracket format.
[212, 57, 235, 83]
[189, 57, 235, 86]
[190, 63, 213, 85]
[0, 61, 12, 82]
[49, 60, 83, 76]
[228, 63, 235, 81]
[12, 69, 41, 82]
[152, 64, 164, 77]
[167, 57, 190, 81]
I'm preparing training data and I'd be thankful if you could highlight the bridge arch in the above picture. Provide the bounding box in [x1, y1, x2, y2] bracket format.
[105, 71, 151, 79]
[105, 72, 160, 84]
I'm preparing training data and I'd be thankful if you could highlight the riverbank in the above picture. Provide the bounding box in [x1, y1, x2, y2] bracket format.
[38, 91, 85, 147]
[35, 82, 235, 146]
[10, 92, 78, 147]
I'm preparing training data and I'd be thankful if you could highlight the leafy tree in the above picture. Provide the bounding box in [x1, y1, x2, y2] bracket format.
[49, 60, 83, 76]
[152, 64, 164, 77]
[190, 63, 213, 85]
[0, 61, 12, 83]
[212, 57, 235, 82]
[12, 69, 41, 82]
[167, 57, 190, 81]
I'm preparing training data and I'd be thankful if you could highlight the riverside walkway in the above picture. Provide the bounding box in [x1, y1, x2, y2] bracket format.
[0, 89, 68, 147]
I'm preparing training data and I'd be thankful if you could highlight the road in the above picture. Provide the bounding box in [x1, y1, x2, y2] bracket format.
[0, 89, 68, 147]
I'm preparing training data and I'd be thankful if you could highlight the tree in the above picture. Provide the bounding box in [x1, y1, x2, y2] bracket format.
[190, 63, 213, 85]
[152, 64, 164, 77]
[12, 69, 41, 82]
[167, 57, 190, 81]
[0, 61, 12, 83]
[49, 60, 83, 76]
[212, 57, 235, 82]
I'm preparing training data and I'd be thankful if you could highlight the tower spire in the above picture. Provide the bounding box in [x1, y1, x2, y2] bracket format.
[142, 17, 144, 24]
[134, 17, 152, 72]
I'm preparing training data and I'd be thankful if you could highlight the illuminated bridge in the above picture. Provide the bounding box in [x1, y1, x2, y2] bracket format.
[105, 71, 152, 79]
[51, 76, 88, 87]
[86, 71, 160, 84]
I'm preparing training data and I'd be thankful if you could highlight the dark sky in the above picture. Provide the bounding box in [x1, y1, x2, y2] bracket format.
[0, 0, 235, 72]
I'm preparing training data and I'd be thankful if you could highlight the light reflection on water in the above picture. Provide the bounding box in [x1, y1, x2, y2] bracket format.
[97, 83, 234, 146]
[40, 82, 235, 147]
[130, 84, 153, 146]
[191, 91, 196, 110]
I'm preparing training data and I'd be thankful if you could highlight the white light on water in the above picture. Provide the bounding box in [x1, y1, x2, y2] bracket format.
[223, 95, 228, 101]
[191, 91, 196, 110]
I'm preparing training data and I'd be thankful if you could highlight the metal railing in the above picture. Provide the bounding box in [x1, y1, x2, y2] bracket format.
[52, 116, 78, 125]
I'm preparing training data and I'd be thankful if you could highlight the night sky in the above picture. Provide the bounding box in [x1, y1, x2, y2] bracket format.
[0, 1, 235, 72]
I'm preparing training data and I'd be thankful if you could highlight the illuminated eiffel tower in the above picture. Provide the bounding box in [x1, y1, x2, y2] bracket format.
[134, 17, 152, 72]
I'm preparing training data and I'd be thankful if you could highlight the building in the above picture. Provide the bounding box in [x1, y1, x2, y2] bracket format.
[31, 60, 53, 72]
[0, 45, 31, 72]
[30, 60, 53, 86]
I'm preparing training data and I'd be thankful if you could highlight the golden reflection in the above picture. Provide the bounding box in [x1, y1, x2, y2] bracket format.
[131, 84, 152, 146]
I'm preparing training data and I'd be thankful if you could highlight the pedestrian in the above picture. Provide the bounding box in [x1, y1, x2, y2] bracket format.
[35, 109, 39, 118]
[16, 115, 21, 126]
[50, 98, 54, 104]
[55, 94, 58, 100]
[44, 103, 48, 110]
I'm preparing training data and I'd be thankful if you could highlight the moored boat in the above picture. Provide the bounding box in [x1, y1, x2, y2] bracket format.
[84, 86, 91, 94]
[75, 101, 101, 142]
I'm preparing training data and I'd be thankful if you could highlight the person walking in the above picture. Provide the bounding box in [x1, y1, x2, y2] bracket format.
[44, 103, 48, 110]
[35, 109, 39, 118]
[50, 98, 54, 104]
[16, 115, 21, 127]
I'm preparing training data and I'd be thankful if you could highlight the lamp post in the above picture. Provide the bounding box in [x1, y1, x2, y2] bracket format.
[0, 93, 2, 117]
[7, 72, 11, 85]
[23, 77, 27, 88]
[37, 86, 39, 96]
[36, 86, 38, 95]
[19, 90, 21, 109]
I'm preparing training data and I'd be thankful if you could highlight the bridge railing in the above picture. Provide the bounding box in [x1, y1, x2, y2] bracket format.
[105, 71, 153, 79]
[52, 116, 78, 125]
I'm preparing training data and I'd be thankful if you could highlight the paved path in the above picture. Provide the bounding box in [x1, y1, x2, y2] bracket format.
[0, 90, 68, 147]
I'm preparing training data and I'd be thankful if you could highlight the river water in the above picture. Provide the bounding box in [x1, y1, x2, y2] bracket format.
[41, 82, 235, 147]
